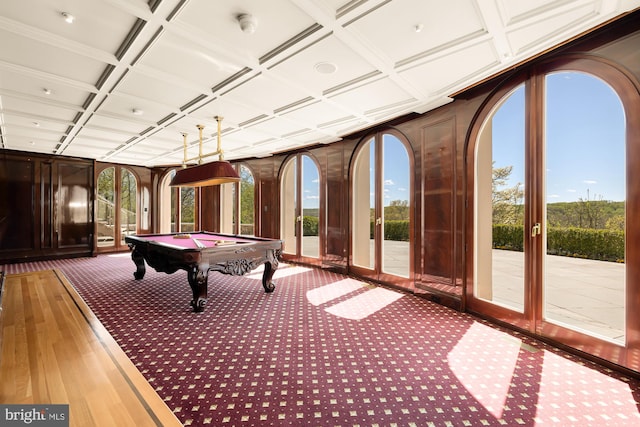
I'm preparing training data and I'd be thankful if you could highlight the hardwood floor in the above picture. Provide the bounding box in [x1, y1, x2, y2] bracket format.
[0, 269, 182, 427]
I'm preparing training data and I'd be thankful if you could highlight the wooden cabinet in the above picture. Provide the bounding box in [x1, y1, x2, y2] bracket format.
[0, 150, 94, 263]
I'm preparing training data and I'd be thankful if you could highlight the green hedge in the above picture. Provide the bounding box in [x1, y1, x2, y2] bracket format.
[305, 218, 622, 261]
[304, 217, 411, 240]
[383, 220, 410, 241]
[493, 224, 624, 262]
[492, 224, 524, 251]
[367, 220, 410, 240]
[303, 216, 319, 236]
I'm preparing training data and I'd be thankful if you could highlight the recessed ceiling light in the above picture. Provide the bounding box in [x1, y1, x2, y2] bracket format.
[132, 108, 144, 116]
[43, 88, 51, 95]
[414, 24, 424, 33]
[314, 62, 337, 74]
[33, 122, 40, 127]
[61, 12, 75, 24]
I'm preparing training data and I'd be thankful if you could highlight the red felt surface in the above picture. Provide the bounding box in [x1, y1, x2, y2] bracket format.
[139, 233, 253, 249]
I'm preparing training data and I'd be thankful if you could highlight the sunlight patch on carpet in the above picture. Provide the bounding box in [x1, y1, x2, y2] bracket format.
[538, 349, 639, 424]
[244, 263, 310, 280]
[448, 322, 521, 419]
[306, 278, 365, 306]
[324, 286, 404, 320]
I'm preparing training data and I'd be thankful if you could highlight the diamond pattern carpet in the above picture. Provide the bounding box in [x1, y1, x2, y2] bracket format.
[3, 254, 640, 426]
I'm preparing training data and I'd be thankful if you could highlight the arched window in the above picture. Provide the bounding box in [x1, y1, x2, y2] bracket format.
[468, 57, 640, 371]
[160, 169, 197, 233]
[218, 164, 255, 235]
[280, 153, 321, 262]
[238, 165, 255, 235]
[120, 168, 137, 244]
[351, 132, 411, 281]
[97, 165, 138, 250]
[97, 167, 115, 247]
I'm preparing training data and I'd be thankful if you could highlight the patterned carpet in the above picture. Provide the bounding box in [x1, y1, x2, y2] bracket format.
[3, 254, 640, 426]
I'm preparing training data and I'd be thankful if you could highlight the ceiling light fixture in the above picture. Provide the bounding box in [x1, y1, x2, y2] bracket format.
[61, 12, 75, 24]
[314, 62, 337, 74]
[237, 13, 257, 34]
[132, 108, 144, 116]
[43, 88, 51, 95]
[414, 23, 424, 33]
[169, 116, 241, 187]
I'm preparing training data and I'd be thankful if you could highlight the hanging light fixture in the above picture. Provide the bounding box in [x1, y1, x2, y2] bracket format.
[169, 116, 241, 187]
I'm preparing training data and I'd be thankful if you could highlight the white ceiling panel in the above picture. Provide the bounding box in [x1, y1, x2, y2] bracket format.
[136, 31, 244, 88]
[174, 0, 317, 61]
[223, 73, 310, 114]
[1, 112, 69, 130]
[188, 98, 264, 129]
[498, 0, 590, 24]
[0, 29, 106, 85]
[398, 40, 500, 96]
[82, 114, 153, 136]
[62, 142, 118, 159]
[1, 96, 77, 122]
[269, 34, 377, 95]
[0, 0, 637, 166]
[328, 77, 414, 115]
[0, 0, 137, 53]
[114, 70, 203, 111]
[5, 135, 58, 154]
[0, 70, 90, 106]
[281, 100, 354, 130]
[346, 0, 486, 65]
[506, 2, 600, 55]
[97, 93, 177, 125]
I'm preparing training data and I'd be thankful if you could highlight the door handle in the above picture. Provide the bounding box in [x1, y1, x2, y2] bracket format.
[531, 223, 541, 237]
[375, 217, 382, 226]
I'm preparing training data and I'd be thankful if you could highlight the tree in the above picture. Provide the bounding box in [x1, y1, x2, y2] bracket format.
[385, 200, 409, 220]
[606, 214, 625, 231]
[492, 163, 524, 224]
[180, 187, 195, 229]
[575, 189, 605, 229]
[240, 166, 255, 231]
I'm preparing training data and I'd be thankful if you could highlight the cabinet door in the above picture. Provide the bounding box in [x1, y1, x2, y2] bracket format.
[0, 158, 34, 251]
[56, 162, 93, 248]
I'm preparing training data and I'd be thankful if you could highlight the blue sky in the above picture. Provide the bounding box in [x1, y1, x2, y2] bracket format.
[492, 71, 626, 203]
[302, 155, 320, 209]
[301, 71, 626, 210]
[301, 135, 411, 209]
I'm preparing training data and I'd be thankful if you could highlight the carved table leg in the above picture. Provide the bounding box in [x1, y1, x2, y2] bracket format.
[187, 263, 209, 313]
[131, 248, 146, 280]
[261, 250, 279, 293]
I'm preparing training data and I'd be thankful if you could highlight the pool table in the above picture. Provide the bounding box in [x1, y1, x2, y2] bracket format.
[124, 231, 283, 312]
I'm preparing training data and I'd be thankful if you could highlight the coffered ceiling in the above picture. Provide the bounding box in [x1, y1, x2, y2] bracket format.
[0, 0, 638, 166]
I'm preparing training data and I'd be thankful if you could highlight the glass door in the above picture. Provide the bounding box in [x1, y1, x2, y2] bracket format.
[96, 165, 138, 252]
[471, 61, 637, 369]
[280, 153, 321, 263]
[474, 85, 526, 315]
[541, 71, 626, 344]
[352, 132, 412, 281]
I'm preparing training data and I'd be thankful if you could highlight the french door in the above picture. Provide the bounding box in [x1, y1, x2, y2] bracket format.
[96, 165, 138, 252]
[469, 59, 640, 370]
[351, 131, 412, 284]
[280, 153, 321, 263]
